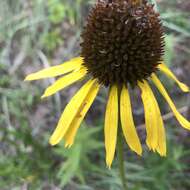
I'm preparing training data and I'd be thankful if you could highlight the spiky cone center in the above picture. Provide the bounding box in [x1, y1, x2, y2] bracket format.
[81, 0, 165, 87]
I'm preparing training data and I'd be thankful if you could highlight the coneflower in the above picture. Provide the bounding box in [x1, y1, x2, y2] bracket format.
[25, 0, 190, 169]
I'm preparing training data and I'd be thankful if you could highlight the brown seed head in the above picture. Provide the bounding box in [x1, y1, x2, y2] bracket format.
[81, 0, 165, 87]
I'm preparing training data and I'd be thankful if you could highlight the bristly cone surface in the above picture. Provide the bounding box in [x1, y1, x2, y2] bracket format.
[81, 0, 165, 87]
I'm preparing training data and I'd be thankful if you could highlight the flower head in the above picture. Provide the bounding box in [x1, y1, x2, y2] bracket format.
[81, 0, 164, 87]
[25, 0, 190, 168]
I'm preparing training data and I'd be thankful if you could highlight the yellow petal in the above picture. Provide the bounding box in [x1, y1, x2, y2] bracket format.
[155, 105, 166, 157]
[25, 57, 83, 81]
[105, 85, 118, 168]
[120, 85, 142, 155]
[41, 68, 87, 98]
[64, 82, 100, 147]
[138, 81, 158, 151]
[49, 79, 97, 146]
[144, 81, 166, 156]
[158, 63, 189, 92]
[152, 74, 190, 130]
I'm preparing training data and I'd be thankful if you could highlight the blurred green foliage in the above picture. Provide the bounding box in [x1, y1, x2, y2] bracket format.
[48, 0, 67, 24]
[55, 126, 103, 188]
[0, 0, 190, 189]
[42, 29, 63, 52]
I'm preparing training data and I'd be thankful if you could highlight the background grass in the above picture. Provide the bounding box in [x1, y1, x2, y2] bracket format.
[0, 0, 190, 189]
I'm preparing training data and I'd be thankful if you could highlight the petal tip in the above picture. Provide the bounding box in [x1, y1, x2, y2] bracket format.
[106, 159, 113, 169]
[64, 143, 69, 148]
[106, 164, 111, 170]
[182, 86, 189, 92]
[49, 137, 59, 146]
[65, 142, 72, 148]
[24, 74, 37, 81]
[131, 146, 143, 156]
[41, 94, 47, 99]
[136, 150, 143, 156]
[24, 76, 31, 81]
[159, 152, 167, 157]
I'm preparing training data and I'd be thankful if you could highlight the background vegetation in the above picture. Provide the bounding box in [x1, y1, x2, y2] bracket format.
[0, 0, 190, 189]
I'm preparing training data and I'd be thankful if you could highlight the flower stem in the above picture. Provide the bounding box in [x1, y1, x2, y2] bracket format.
[117, 128, 127, 190]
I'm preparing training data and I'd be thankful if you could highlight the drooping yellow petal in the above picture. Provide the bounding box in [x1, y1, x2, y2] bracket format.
[105, 85, 118, 168]
[120, 85, 142, 155]
[25, 57, 83, 81]
[144, 81, 166, 156]
[49, 79, 97, 146]
[138, 81, 158, 151]
[41, 68, 87, 98]
[158, 63, 189, 92]
[152, 74, 190, 130]
[155, 103, 166, 157]
[64, 82, 100, 147]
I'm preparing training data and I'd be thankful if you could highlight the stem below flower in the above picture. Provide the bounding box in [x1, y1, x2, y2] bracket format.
[117, 128, 127, 190]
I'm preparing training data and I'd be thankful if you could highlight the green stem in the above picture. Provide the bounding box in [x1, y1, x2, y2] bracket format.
[118, 129, 127, 190]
